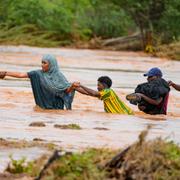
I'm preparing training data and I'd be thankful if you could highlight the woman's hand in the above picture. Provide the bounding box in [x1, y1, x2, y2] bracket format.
[0, 71, 7, 79]
[65, 82, 80, 93]
[72, 82, 80, 88]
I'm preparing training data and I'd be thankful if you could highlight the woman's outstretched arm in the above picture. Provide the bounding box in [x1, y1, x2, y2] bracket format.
[5, 71, 28, 78]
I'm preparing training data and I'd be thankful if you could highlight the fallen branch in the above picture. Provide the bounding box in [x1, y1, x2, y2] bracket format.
[102, 34, 141, 47]
[35, 150, 72, 180]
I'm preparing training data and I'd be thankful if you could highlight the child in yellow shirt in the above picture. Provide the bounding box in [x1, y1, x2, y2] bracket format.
[74, 76, 133, 114]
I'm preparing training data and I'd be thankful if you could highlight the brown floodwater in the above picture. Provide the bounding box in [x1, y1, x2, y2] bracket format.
[0, 45, 180, 151]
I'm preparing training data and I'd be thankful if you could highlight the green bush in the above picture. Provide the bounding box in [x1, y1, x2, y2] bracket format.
[7, 155, 33, 174]
[42, 148, 114, 179]
[0, 0, 179, 47]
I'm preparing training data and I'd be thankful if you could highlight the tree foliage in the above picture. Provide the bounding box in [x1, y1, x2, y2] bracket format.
[0, 0, 132, 39]
[108, 0, 180, 47]
[0, 0, 179, 47]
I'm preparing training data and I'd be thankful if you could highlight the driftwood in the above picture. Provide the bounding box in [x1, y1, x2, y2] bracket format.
[106, 127, 150, 169]
[101, 34, 142, 51]
[105, 146, 131, 169]
[102, 34, 141, 47]
[35, 150, 72, 180]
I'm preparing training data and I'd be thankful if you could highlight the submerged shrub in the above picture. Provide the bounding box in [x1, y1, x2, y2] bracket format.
[6, 155, 33, 174]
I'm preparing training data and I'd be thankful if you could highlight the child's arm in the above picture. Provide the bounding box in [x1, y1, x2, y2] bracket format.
[79, 85, 100, 97]
[66, 82, 90, 95]
[71, 82, 100, 97]
[75, 87, 91, 95]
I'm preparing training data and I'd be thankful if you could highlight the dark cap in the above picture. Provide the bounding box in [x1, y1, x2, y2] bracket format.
[143, 67, 163, 77]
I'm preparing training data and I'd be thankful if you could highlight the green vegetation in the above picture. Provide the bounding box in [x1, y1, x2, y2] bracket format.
[108, 0, 180, 47]
[107, 138, 180, 179]
[40, 148, 115, 180]
[6, 154, 49, 177]
[39, 129, 180, 180]
[0, 0, 133, 47]
[0, 0, 180, 58]
[34, 139, 180, 179]
[4, 132, 180, 179]
[6, 148, 115, 179]
[54, 123, 82, 130]
[7, 155, 34, 174]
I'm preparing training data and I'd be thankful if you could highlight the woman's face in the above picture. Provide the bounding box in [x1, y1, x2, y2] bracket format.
[42, 60, 49, 72]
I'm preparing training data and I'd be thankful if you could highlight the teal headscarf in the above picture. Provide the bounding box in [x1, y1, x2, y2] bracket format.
[42, 54, 71, 93]
[28, 54, 75, 110]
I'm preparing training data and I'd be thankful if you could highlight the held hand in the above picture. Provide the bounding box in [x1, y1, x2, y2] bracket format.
[0, 71, 6, 79]
[66, 82, 80, 93]
[72, 82, 80, 87]
[167, 80, 174, 86]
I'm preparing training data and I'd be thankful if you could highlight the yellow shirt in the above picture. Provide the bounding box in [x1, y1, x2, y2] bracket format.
[99, 89, 133, 114]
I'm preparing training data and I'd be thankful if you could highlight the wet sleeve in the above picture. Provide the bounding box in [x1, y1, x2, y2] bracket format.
[27, 71, 37, 79]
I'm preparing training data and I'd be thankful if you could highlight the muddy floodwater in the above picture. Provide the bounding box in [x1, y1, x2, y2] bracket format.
[0, 45, 180, 151]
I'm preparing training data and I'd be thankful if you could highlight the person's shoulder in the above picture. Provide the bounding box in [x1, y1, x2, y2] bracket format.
[99, 88, 111, 99]
[105, 88, 112, 92]
[161, 78, 170, 90]
[108, 88, 116, 93]
[109, 89, 120, 96]
[104, 88, 114, 94]
[105, 88, 118, 97]
[161, 78, 168, 84]
[27, 70, 42, 77]
[99, 88, 107, 95]
[136, 82, 149, 87]
[157, 78, 170, 88]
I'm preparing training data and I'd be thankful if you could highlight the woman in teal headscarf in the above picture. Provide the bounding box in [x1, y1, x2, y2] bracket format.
[1, 54, 83, 109]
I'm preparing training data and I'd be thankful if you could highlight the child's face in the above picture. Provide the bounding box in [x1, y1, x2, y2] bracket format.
[97, 81, 105, 91]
